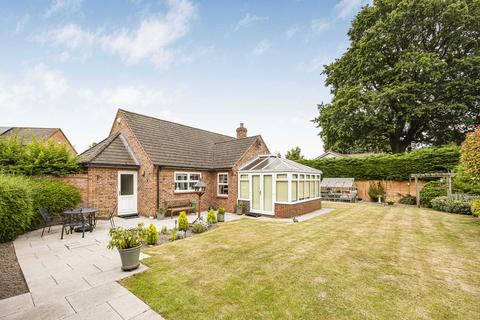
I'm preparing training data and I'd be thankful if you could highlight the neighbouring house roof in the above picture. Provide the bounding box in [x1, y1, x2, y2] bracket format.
[0, 127, 58, 141]
[239, 155, 322, 174]
[78, 132, 139, 167]
[316, 151, 379, 160]
[320, 178, 355, 188]
[117, 109, 264, 169]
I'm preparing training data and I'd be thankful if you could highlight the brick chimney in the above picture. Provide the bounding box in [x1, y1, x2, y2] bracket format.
[236, 123, 247, 139]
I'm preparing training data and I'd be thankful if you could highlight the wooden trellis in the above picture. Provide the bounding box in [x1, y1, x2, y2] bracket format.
[410, 172, 457, 207]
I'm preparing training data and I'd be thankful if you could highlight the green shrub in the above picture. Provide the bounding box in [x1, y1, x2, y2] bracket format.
[471, 199, 480, 217]
[399, 194, 416, 205]
[420, 181, 447, 208]
[145, 224, 158, 245]
[29, 179, 81, 215]
[301, 145, 460, 181]
[460, 127, 480, 182]
[108, 223, 145, 249]
[367, 181, 386, 202]
[178, 211, 189, 232]
[431, 194, 477, 215]
[218, 207, 225, 215]
[453, 165, 480, 195]
[0, 175, 35, 242]
[207, 209, 216, 225]
[168, 228, 178, 241]
[161, 225, 168, 234]
[192, 221, 208, 234]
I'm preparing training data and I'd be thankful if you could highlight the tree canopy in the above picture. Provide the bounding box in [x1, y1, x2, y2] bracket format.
[285, 147, 304, 161]
[313, 0, 480, 153]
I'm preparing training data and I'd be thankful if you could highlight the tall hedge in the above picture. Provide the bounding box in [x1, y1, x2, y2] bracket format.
[460, 127, 480, 183]
[29, 179, 81, 215]
[301, 146, 460, 181]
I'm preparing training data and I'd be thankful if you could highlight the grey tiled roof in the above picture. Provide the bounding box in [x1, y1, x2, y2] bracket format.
[120, 110, 261, 169]
[78, 132, 138, 167]
[0, 127, 11, 135]
[0, 127, 58, 141]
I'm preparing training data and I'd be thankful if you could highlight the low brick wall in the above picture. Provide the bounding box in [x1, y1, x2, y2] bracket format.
[274, 199, 322, 218]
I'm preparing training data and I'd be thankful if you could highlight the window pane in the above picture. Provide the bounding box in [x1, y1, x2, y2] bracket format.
[240, 181, 249, 199]
[310, 181, 315, 198]
[299, 181, 304, 200]
[175, 182, 188, 191]
[176, 173, 187, 181]
[219, 174, 228, 184]
[316, 181, 320, 197]
[300, 174, 304, 180]
[240, 174, 248, 180]
[277, 174, 287, 180]
[292, 174, 298, 179]
[219, 185, 228, 195]
[190, 174, 200, 181]
[291, 180, 297, 201]
[120, 174, 134, 195]
[276, 181, 288, 202]
[305, 181, 310, 199]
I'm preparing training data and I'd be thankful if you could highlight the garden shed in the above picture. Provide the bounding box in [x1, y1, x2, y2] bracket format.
[238, 155, 322, 218]
[320, 178, 357, 202]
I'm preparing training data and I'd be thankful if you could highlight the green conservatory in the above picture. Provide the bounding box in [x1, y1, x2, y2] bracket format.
[238, 155, 322, 217]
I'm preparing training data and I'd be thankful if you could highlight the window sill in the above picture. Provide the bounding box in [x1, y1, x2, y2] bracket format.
[174, 191, 197, 194]
[217, 194, 228, 198]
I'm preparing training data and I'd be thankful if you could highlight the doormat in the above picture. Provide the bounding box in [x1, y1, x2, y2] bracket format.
[119, 214, 139, 219]
[245, 212, 261, 218]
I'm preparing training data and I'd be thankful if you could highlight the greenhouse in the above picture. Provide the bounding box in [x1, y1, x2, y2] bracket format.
[320, 178, 357, 202]
[238, 155, 323, 218]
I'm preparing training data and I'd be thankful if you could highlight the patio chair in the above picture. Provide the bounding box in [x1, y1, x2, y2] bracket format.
[108, 204, 118, 228]
[38, 208, 54, 238]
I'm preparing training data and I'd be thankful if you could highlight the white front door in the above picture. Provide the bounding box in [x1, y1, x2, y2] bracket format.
[250, 174, 274, 215]
[118, 171, 138, 216]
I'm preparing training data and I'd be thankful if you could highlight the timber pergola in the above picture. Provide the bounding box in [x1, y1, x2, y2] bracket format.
[410, 172, 457, 207]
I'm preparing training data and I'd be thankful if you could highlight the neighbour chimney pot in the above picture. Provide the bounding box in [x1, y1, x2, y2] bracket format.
[236, 123, 247, 139]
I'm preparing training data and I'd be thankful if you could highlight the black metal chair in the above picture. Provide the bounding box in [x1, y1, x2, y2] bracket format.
[108, 204, 118, 228]
[38, 208, 54, 237]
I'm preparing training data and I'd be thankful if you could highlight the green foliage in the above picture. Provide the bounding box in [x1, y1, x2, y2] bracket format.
[108, 223, 145, 249]
[192, 221, 207, 234]
[399, 194, 416, 205]
[168, 228, 178, 241]
[285, 147, 304, 161]
[218, 207, 225, 215]
[0, 175, 35, 242]
[460, 127, 480, 183]
[452, 165, 480, 195]
[420, 181, 447, 208]
[471, 199, 480, 217]
[367, 181, 386, 202]
[0, 135, 80, 176]
[313, 0, 480, 153]
[301, 146, 460, 180]
[145, 224, 158, 245]
[157, 205, 167, 219]
[161, 225, 168, 235]
[207, 209, 216, 225]
[178, 211, 189, 232]
[29, 179, 81, 215]
[431, 195, 478, 215]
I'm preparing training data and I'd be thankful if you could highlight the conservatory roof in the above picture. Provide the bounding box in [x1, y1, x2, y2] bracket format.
[320, 178, 355, 188]
[239, 155, 322, 174]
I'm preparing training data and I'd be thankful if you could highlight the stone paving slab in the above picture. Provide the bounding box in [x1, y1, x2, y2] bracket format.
[63, 303, 122, 320]
[66, 282, 130, 313]
[131, 309, 165, 320]
[2, 300, 75, 320]
[108, 291, 150, 319]
[0, 293, 34, 318]
[83, 264, 148, 287]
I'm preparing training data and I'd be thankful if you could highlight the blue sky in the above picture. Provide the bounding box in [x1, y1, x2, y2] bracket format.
[0, 0, 370, 157]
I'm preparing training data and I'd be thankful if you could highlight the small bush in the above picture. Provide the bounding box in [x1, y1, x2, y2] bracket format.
[168, 228, 178, 241]
[431, 194, 477, 215]
[29, 179, 81, 215]
[161, 225, 168, 234]
[420, 181, 447, 208]
[367, 181, 386, 202]
[218, 207, 225, 215]
[399, 194, 416, 205]
[178, 211, 189, 232]
[192, 220, 208, 234]
[471, 199, 480, 217]
[0, 175, 35, 242]
[108, 223, 145, 249]
[207, 209, 216, 225]
[145, 224, 158, 245]
[460, 127, 480, 182]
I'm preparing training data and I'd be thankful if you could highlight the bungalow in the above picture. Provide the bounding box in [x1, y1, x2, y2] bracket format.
[77, 109, 322, 218]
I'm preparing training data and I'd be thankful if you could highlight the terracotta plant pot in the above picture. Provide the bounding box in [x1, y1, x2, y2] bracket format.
[118, 246, 141, 271]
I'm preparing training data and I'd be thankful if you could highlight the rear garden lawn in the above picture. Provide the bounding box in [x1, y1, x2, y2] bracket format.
[122, 203, 480, 320]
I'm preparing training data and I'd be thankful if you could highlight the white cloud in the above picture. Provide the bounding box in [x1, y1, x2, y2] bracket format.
[38, 0, 197, 68]
[15, 14, 30, 33]
[0, 63, 181, 152]
[252, 40, 271, 57]
[285, 25, 300, 39]
[44, 0, 83, 18]
[310, 19, 330, 33]
[335, 0, 372, 19]
[235, 13, 268, 31]
[307, 54, 331, 73]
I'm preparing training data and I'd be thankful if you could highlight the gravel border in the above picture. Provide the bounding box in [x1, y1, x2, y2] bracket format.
[0, 242, 29, 300]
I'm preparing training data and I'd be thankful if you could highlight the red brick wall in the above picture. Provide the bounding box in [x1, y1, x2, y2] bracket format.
[55, 173, 89, 203]
[49, 129, 77, 156]
[274, 199, 322, 218]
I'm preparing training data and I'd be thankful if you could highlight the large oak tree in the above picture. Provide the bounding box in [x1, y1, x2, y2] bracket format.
[314, 0, 480, 153]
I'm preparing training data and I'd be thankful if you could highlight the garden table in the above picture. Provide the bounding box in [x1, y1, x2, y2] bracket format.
[61, 208, 98, 240]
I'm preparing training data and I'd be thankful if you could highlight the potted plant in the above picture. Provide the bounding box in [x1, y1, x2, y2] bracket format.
[217, 207, 225, 222]
[191, 199, 197, 212]
[108, 223, 145, 271]
[386, 198, 395, 206]
[157, 205, 167, 220]
[236, 201, 244, 215]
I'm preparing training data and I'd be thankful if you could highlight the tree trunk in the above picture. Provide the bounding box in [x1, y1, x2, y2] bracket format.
[389, 136, 409, 153]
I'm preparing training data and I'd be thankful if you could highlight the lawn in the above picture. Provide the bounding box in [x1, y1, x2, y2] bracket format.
[121, 203, 480, 319]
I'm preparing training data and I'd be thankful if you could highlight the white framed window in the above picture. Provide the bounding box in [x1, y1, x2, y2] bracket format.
[217, 172, 228, 196]
[174, 172, 201, 192]
[291, 174, 298, 202]
[239, 174, 249, 200]
[276, 174, 288, 202]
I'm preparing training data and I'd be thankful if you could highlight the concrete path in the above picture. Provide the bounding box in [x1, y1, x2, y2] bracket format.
[1, 212, 243, 320]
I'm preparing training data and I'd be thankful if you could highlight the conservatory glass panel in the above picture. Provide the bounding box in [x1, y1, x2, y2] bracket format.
[263, 175, 273, 211]
[310, 181, 315, 198]
[291, 180, 298, 201]
[299, 180, 304, 200]
[305, 180, 310, 199]
[276, 180, 288, 202]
